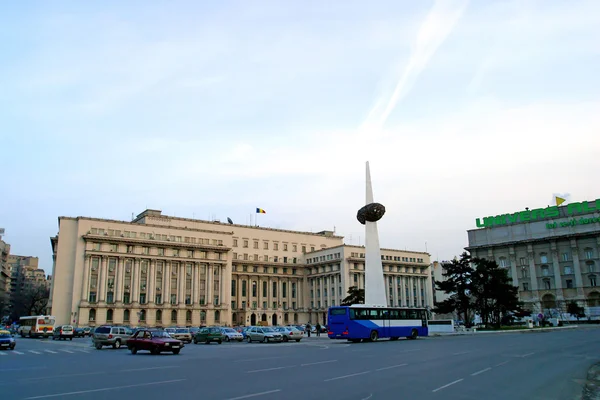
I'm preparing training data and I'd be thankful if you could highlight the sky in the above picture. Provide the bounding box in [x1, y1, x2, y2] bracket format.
[1, 0, 599, 275]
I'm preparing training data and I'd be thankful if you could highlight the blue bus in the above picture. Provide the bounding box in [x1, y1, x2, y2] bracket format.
[327, 305, 428, 342]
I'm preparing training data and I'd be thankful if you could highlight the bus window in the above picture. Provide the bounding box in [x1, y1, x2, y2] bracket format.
[409, 310, 418, 319]
[389, 310, 399, 320]
[329, 308, 347, 316]
[368, 309, 380, 319]
[399, 309, 407, 319]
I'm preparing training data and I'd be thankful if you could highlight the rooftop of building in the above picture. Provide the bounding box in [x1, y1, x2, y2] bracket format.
[306, 243, 430, 256]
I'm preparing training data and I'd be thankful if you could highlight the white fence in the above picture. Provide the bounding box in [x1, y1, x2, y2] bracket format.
[427, 319, 455, 333]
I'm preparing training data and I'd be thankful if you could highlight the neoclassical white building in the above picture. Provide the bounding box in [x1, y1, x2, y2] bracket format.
[48, 209, 432, 327]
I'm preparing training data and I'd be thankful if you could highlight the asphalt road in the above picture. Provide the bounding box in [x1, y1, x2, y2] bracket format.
[1, 328, 599, 400]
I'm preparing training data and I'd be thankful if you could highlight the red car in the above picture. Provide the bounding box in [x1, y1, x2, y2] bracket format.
[127, 329, 184, 355]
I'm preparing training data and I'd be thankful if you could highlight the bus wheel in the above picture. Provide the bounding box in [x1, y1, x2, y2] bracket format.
[408, 329, 418, 340]
[370, 330, 378, 342]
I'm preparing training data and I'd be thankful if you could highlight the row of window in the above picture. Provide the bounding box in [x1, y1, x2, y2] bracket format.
[306, 253, 343, 263]
[522, 275, 597, 291]
[231, 280, 297, 298]
[89, 243, 225, 260]
[502, 249, 596, 267]
[89, 228, 222, 246]
[232, 301, 298, 310]
[233, 239, 311, 253]
[88, 291, 222, 306]
[233, 265, 297, 274]
[232, 253, 298, 264]
[347, 252, 425, 263]
[89, 308, 220, 323]
[519, 262, 597, 278]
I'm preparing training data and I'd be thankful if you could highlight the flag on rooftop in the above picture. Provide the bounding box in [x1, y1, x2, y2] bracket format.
[552, 193, 570, 207]
[256, 208, 266, 214]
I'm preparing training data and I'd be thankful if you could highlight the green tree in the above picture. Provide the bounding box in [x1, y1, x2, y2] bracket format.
[470, 257, 521, 328]
[341, 286, 364, 306]
[567, 301, 585, 320]
[434, 252, 476, 327]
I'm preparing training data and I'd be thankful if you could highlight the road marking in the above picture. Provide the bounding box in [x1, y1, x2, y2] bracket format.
[0, 352, 6, 356]
[44, 350, 58, 354]
[522, 352, 534, 358]
[495, 361, 510, 367]
[120, 366, 179, 372]
[235, 357, 283, 363]
[361, 395, 373, 400]
[13, 351, 25, 355]
[471, 367, 492, 376]
[432, 379, 464, 393]
[247, 366, 295, 373]
[301, 360, 337, 367]
[24, 379, 186, 399]
[376, 364, 408, 371]
[397, 348, 421, 353]
[453, 351, 471, 356]
[77, 350, 89, 353]
[21, 372, 106, 382]
[60, 349, 74, 354]
[225, 389, 282, 400]
[324, 371, 371, 382]
[29, 350, 42, 354]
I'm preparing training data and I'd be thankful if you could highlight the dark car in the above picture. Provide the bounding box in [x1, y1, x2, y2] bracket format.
[127, 329, 184, 355]
[73, 328, 85, 338]
[0, 330, 16, 350]
[193, 327, 223, 344]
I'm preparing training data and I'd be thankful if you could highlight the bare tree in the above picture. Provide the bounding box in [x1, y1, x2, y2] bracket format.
[10, 283, 49, 320]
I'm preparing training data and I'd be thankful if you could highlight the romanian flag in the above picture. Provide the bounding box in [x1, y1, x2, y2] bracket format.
[256, 208, 266, 214]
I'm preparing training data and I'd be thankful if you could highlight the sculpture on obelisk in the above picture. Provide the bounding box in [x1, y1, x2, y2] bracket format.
[356, 162, 387, 306]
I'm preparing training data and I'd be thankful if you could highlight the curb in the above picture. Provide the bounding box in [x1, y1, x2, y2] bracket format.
[583, 363, 600, 400]
[430, 326, 579, 337]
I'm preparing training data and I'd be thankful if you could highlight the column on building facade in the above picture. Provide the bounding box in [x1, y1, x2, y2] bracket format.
[268, 277, 272, 309]
[81, 256, 91, 301]
[416, 277, 422, 306]
[148, 259, 156, 305]
[206, 264, 213, 308]
[116, 258, 124, 302]
[392, 275, 398, 307]
[570, 240, 585, 297]
[131, 258, 140, 303]
[509, 247, 519, 288]
[527, 247, 539, 294]
[236, 274, 242, 310]
[192, 263, 198, 304]
[164, 262, 171, 304]
[409, 276, 415, 307]
[98, 256, 108, 302]
[178, 262, 185, 306]
[550, 244, 563, 295]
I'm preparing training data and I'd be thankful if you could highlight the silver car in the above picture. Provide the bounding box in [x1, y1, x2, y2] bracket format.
[246, 326, 283, 343]
[221, 327, 244, 342]
[92, 326, 132, 349]
[274, 326, 303, 342]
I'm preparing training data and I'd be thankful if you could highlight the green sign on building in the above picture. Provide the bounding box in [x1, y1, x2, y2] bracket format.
[475, 199, 600, 229]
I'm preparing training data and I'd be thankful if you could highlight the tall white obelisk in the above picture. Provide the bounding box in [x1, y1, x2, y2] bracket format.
[363, 162, 387, 306]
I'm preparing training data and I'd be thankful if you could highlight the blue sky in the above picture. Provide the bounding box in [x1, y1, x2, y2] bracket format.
[2, 0, 599, 274]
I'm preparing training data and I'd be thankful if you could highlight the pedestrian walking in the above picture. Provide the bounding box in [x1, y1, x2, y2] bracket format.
[306, 323, 311, 337]
[316, 323, 321, 337]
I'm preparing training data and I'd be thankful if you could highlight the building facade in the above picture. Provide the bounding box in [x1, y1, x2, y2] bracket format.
[0, 240, 10, 317]
[466, 198, 600, 317]
[48, 209, 432, 327]
[8, 256, 49, 295]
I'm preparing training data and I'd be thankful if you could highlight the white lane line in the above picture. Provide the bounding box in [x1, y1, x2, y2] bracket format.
[24, 379, 186, 399]
[453, 351, 471, 356]
[29, 350, 42, 354]
[522, 352, 534, 358]
[44, 350, 58, 354]
[397, 348, 421, 353]
[432, 379, 464, 393]
[324, 371, 371, 382]
[0, 352, 6, 356]
[495, 361, 510, 367]
[77, 350, 89, 353]
[13, 351, 25, 355]
[247, 366, 295, 373]
[376, 364, 408, 371]
[120, 366, 179, 372]
[21, 372, 106, 382]
[60, 349, 74, 354]
[471, 367, 492, 376]
[235, 357, 283, 363]
[301, 360, 337, 367]
[225, 389, 282, 400]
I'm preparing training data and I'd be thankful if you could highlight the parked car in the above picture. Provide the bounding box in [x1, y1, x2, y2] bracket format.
[193, 327, 223, 344]
[171, 328, 192, 343]
[0, 330, 16, 350]
[52, 325, 74, 341]
[246, 326, 283, 343]
[82, 327, 93, 337]
[274, 326, 303, 342]
[92, 326, 132, 349]
[220, 327, 243, 342]
[127, 329, 184, 355]
[189, 327, 200, 337]
[73, 328, 85, 338]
